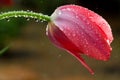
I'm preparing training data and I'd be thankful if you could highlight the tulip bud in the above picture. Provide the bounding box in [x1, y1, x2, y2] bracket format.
[46, 5, 113, 75]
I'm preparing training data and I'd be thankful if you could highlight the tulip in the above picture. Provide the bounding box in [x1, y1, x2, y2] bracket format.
[46, 5, 113, 75]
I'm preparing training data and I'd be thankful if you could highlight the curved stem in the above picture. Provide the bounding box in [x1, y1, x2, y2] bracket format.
[0, 11, 51, 54]
[0, 11, 51, 22]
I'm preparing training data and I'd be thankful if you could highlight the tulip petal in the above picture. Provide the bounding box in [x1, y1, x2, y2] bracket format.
[47, 23, 81, 53]
[46, 23, 94, 74]
[57, 5, 113, 44]
[50, 5, 113, 61]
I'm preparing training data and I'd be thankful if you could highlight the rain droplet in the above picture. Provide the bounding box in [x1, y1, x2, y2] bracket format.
[75, 15, 79, 18]
[27, 10, 30, 12]
[26, 18, 30, 21]
[15, 15, 17, 18]
[83, 44, 87, 48]
[82, 17, 86, 21]
[72, 33, 76, 37]
[66, 8, 71, 11]
[43, 19, 46, 21]
[58, 11, 62, 15]
[18, 15, 21, 17]
[102, 23, 105, 26]
[67, 33, 71, 36]
[106, 39, 110, 44]
[41, 20, 44, 22]
[86, 21, 90, 25]
[30, 11, 33, 13]
[87, 12, 90, 15]
[35, 19, 39, 22]
[7, 19, 10, 22]
[30, 16, 33, 19]
[89, 16, 93, 19]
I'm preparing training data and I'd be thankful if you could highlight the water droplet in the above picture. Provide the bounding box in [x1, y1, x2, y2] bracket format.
[35, 19, 39, 22]
[58, 11, 62, 15]
[89, 16, 93, 19]
[43, 19, 46, 21]
[18, 15, 21, 17]
[106, 39, 110, 44]
[67, 33, 71, 36]
[41, 20, 44, 22]
[30, 11, 33, 13]
[87, 12, 90, 15]
[82, 17, 86, 21]
[75, 16, 79, 18]
[30, 16, 34, 19]
[7, 19, 10, 22]
[27, 10, 30, 12]
[26, 18, 30, 21]
[86, 21, 89, 25]
[15, 15, 17, 18]
[66, 8, 71, 11]
[23, 15, 27, 17]
[72, 33, 76, 37]
[102, 23, 105, 26]
[83, 44, 87, 48]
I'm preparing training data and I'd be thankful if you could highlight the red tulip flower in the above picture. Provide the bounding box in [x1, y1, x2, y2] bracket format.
[46, 5, 113, 74]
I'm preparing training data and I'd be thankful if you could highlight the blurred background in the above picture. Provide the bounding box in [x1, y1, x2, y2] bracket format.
[0, 0, 120, 80]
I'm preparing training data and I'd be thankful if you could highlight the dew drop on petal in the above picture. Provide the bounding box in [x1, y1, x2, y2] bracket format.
[66, 8, 71, 11]
[58, 11, 62, 15]
[89, 16, 93, 19]
[75, 15, 79, 19]
[106, 39, 110, 44]
[72, 33, 76, 37]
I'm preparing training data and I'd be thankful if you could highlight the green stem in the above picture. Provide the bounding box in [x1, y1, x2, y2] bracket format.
[0, 11, 51, 54]
[0, 11, 51, 22]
